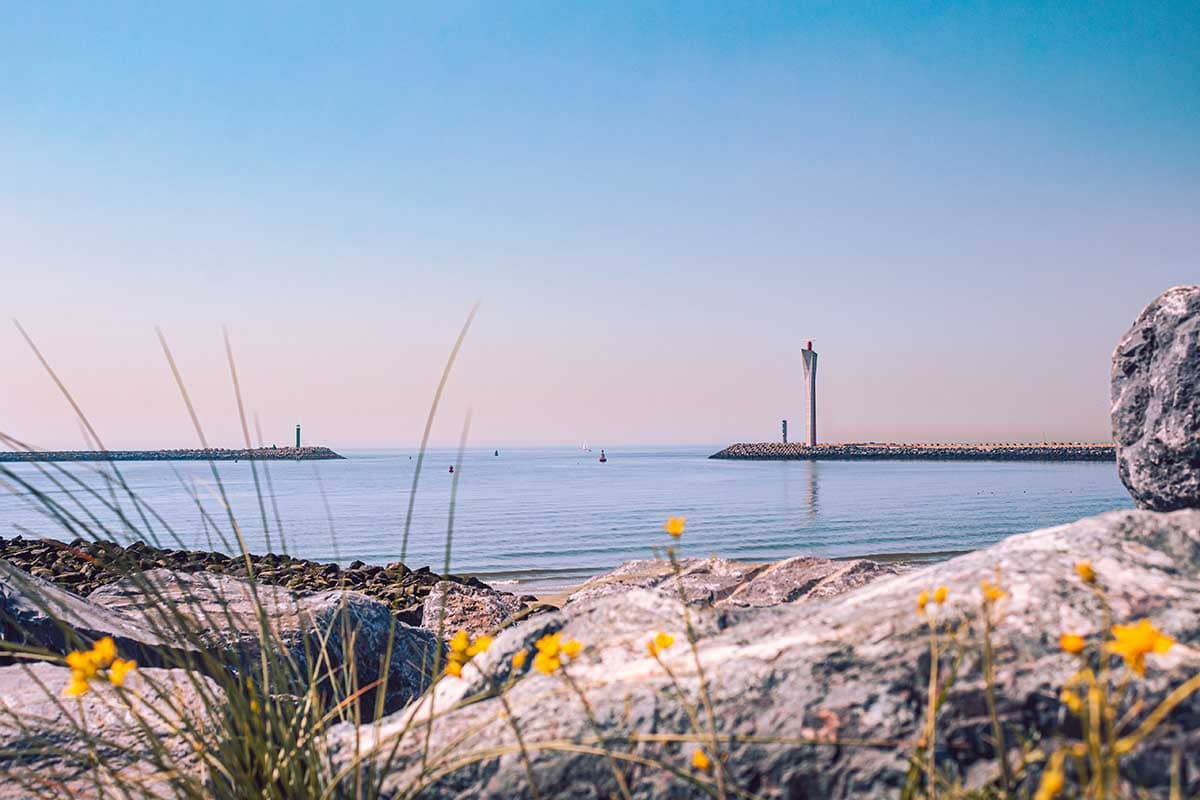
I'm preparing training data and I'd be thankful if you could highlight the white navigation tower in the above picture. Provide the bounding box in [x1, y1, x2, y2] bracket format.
[801, 340, 818, 446]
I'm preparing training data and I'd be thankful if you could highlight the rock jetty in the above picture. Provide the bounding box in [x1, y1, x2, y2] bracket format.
[0, 446, 345, 462]
[0, 535, 535, 627]
[710, 441, 1115, 461]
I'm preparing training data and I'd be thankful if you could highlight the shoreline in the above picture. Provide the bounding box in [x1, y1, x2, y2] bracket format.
[711, 442, 1115, 461]
[0, 446, 345, 462]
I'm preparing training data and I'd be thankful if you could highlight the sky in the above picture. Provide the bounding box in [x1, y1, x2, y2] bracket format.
[2, 2, 1197, 449]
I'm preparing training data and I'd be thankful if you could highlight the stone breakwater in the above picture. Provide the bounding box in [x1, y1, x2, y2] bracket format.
[710, 441, 1116, 461]
[0, 535, 535, 626]
[0, 446, 344, 462]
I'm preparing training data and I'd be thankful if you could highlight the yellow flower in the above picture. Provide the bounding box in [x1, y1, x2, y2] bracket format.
[916, 590, 930, 614]
[511, 648, 528, 670]
[647, 631, 675, 656]
[108, 658, 136, 687]
[933, 586, 948, 605]
[531, 631, 581, 672]
[1033, 759, 1065, 800]
[535, 632, 562, 657]
[445, 630, 493, 677]
[91, 637, 116, 668]
[64, 673, 90, 698]
[1107, 619, 1174, 676]
[449, 629, 470, 657]
[1075, 561, 1096, 585]
[980, 580, 1006, 603]
[664, 516, 687, 537]
[532, 651, 561, 675]
[66, 650, 100, 680]
[63, 637, 125, 696]
[1060, 633, 1085, 654]
[691, 748, 712, 772]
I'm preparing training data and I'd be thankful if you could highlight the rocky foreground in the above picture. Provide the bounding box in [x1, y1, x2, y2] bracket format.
[1, 509, 1197, 798]
[333, 508, 1200, 798]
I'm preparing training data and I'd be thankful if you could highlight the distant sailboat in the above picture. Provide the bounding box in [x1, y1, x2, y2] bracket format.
[581, 440, 591, 452]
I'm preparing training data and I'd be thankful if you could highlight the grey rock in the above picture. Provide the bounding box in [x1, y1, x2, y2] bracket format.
[1112, 285, 1200, 510]
[421, 580, 525, 637]
[0, 662, 221, 798]
[0, 559, 186, 667]
[567, 557, 766, 606]
[568, 554, 893, 609]
[331, 509, 1200, 798]
[721, 555, 897, 607]
[89, 569, 438, 715]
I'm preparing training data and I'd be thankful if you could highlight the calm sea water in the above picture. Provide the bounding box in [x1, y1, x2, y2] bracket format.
[0, 447, 1131, 591]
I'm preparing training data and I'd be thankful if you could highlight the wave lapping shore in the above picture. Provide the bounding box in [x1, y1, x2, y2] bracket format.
[711, 441, 1116, 461]
[0, 446, 344, 462]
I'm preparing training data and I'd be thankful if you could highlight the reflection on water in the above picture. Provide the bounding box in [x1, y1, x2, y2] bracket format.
[805, 460, 819, 519]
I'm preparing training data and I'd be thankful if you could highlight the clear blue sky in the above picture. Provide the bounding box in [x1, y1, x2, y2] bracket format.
[2, 2, 1197, 448]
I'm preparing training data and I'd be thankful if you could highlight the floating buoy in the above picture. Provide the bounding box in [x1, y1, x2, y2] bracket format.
[599, 449, 607, 463]
[494, 449, 499, 456]
[448, 465, 454, 473]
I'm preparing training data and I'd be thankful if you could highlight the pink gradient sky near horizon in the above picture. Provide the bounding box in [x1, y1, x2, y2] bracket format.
[2, 275, 1190, 450]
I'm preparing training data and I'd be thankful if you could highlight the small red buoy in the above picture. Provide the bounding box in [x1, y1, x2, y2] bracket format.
[448, 465, 454, 473]
[598, 450, 607, 463]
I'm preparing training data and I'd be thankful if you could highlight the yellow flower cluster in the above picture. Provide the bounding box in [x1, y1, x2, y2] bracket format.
[444, 629, 492, 678]
[64, 637, 136, 697]
[1060, 561, 1174, 676]
[691, 747, 712, 772]
[532, 632, 582, 675]
[916, 586, 948, 615]
[646, 631, 675, 657]
[1058, 619, 1174, 676]
[663, 516, 686, 538]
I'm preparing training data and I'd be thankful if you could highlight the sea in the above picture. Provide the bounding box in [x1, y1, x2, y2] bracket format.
[0, 447, 1131, 593]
